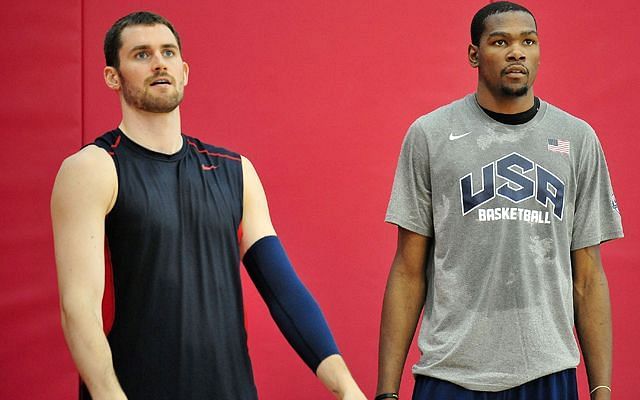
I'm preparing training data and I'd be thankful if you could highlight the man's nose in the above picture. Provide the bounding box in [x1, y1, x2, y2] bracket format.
[151, 52, 168, 71]
[507, 46, 526, 62]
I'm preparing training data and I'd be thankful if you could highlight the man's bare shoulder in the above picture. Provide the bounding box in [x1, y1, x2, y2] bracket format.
[53, 145, 117, 213]
[240, 154, 255, 175]
[60, 144, 114, 172]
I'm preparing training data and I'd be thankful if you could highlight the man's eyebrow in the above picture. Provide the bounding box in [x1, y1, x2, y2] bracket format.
[128, 44, 179, 53]
[487, 30, 538, 38]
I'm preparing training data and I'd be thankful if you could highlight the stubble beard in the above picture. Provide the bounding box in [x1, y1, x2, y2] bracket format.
[500, 84, 529, 97]
[499, 68, 530, 97]
[120, 74, 184, 113]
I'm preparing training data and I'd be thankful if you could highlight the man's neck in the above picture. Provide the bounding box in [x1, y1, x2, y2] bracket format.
[119, 105, 183, 154]
[475, 85, 535, 114]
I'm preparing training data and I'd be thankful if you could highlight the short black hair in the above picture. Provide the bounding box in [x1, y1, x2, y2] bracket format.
[104, 11, 182, 68]
[470, 1, 536, 46]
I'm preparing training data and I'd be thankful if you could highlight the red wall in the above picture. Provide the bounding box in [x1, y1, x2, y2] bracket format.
[2, 1, 638, 399]
[0, 0, 83, 397]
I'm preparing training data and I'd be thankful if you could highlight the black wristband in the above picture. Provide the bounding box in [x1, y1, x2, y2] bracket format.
[375, 393, 399, 400]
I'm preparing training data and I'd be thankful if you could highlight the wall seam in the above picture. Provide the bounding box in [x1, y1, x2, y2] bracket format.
[80, 0, 85, 146]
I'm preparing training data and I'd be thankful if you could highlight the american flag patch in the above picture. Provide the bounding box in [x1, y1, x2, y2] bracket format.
[611, 194, 620, 214]
[547, 138, 570, 155]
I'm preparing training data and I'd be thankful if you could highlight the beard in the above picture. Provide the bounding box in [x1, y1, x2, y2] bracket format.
[500, 84, 529, 97]
[120, 73, 184, 113]
[499, 66, 530, 97]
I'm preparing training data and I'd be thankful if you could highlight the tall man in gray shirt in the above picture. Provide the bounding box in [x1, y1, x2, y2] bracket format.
[376, 2, 623, 400]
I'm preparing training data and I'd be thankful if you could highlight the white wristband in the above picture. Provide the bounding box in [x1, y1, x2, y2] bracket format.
[589, 385, 611, 395]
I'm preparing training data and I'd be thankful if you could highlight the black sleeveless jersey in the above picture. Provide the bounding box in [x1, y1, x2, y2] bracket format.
[81, 129, 257, 400]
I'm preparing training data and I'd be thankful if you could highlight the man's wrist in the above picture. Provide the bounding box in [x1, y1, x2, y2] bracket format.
[316, 354, 361, 398]
[375, 393, 399, 400]
[590, 384, 611, 400]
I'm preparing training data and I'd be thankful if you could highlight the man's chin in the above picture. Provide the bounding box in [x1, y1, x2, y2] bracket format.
[500, 85, 529, 97]
[149, 105, 180, 113]
[138, 95, 183, 113]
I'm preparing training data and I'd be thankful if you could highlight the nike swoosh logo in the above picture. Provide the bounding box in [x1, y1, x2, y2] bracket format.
[449, 131, 472, 141]
[201, 164, 218, 171]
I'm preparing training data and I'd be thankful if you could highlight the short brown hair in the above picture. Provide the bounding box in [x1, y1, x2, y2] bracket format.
[104, 11, 182, 68]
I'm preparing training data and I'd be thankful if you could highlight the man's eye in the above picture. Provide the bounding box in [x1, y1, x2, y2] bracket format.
[163, 50, 175, 57]
[135, 52, 149, 59]
[494, 40, 506, 46]
[524, 39, 536, 46]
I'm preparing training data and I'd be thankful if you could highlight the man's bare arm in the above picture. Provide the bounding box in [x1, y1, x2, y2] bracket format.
[239, 157, 366, 399]
[572, 245, 612, 400]
[377, 227, 430, 396]
[51, 146, 126, 400]
[238, 157, 276, 255]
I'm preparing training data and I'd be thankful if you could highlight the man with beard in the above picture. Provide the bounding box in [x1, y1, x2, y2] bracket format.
[51, 11, 366, 400]
[376, 2, 622, 400]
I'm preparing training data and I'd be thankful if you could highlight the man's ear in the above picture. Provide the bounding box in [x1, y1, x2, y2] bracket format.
[104, 67, 121, 90]
[182, 61, 190, 87]
[468, 44, 479, 68]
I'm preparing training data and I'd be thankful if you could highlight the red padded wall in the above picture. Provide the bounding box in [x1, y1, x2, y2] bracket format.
[0, 1, 82, 399]
[1, 1, 638, 399]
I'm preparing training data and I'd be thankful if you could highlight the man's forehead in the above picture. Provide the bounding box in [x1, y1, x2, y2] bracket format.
[120, 24, 178, 49]
[483, 11, 537, 36]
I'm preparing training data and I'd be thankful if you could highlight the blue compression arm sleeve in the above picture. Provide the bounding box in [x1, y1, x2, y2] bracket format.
[242, 235, 340, 372]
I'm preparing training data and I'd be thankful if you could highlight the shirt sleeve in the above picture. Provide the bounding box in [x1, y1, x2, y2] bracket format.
[385, 119, 434, 237]
[570, 131, 624, 250]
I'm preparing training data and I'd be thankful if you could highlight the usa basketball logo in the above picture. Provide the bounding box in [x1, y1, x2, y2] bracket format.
[459, 152, 566, 223]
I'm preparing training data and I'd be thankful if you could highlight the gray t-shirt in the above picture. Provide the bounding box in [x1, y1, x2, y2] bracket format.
[385, 94, 624, 391]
